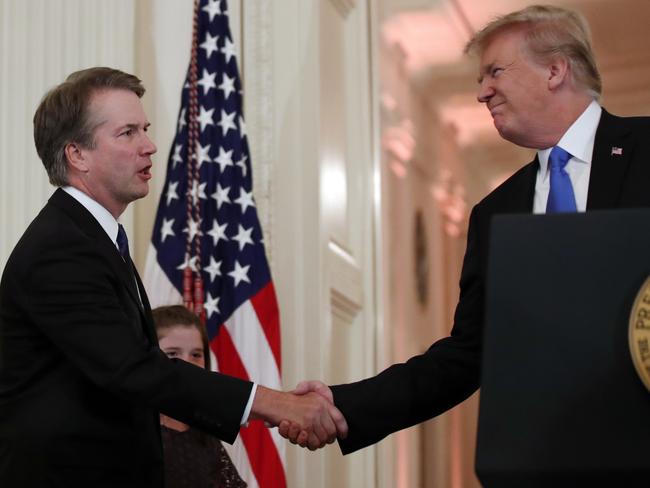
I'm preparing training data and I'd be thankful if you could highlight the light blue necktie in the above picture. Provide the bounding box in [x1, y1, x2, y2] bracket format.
[546, 146, 577, 213]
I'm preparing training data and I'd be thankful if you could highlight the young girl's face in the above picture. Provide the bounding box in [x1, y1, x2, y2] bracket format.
[158, 325, 205, 369]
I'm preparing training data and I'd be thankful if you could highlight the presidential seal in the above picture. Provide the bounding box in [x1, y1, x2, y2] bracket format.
[629, 276, 650, 391]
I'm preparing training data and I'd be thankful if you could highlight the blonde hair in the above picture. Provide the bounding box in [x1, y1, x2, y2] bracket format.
[465, 5, 601, 100]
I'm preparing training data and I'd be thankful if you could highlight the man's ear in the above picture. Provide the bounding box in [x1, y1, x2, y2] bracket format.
[548, 57, 570, 91]
[64, 142, 89, 173]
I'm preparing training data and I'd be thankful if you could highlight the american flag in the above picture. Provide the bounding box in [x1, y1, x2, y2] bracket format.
[143, 0, 285, 486]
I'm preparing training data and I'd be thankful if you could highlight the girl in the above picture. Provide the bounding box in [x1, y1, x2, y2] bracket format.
[152, 305, 246, 488]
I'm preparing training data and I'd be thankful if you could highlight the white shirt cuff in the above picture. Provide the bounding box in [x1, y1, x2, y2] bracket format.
[240, 382, 257, 425]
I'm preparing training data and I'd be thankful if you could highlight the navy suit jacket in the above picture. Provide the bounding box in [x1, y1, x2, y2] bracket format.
[0, 189, 253, 487]
[332, 109, 650, 454]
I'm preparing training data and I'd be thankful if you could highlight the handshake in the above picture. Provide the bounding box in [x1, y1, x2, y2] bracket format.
[251, 380, 347, 450]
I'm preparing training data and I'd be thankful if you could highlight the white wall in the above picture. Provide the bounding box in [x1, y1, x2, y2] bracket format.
[0, 0, 136, 270]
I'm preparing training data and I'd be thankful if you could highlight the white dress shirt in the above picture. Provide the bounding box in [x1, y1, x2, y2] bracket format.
[63, 186, 121, 249]
[62, 186, 257, 424]
[533, 100, 602, 214]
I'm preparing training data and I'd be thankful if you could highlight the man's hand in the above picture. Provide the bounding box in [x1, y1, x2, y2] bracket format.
[277, 380, 347, 448]
[250, 385, 347, 450]
[293, 380, 334, 402]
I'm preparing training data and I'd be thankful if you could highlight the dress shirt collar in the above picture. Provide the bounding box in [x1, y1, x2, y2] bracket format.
[62, 186, 120, 248]
[537, 99, 602, 177]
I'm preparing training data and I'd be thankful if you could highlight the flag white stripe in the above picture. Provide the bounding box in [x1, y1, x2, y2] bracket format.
[143, 245, 183, 307]
[223, 436, 260, 488]
[269, 423, 286, 458]
[224, 302, 281, 388]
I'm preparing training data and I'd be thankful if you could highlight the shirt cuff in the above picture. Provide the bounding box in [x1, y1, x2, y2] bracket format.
[240, 382, 257, 426]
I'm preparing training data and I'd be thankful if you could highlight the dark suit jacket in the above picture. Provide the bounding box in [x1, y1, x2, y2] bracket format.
[332, 109, 650, 454]
[0, 189, 253, 487]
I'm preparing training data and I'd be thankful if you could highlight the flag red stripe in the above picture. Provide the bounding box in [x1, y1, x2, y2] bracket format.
[250, 283, 282, 374]
[240, 420, 287, 488]
[212, 324, 285, 487]
[212, 322, 249, 381]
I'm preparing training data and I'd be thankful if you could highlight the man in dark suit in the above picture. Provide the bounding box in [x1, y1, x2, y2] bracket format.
[0, 67, 346, 486]
[280, 4, 650, 452]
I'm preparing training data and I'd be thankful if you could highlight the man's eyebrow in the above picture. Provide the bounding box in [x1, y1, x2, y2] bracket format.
[119, 122, 151, 130]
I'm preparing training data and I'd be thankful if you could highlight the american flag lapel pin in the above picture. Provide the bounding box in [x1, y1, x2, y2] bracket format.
[611, 146, 623, 156]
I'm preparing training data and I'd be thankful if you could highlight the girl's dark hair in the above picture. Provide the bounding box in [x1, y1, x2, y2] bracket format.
[152, 305, 211, 371]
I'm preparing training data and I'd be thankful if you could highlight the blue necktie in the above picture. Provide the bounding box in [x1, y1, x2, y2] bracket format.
[546, 146, 577, 213]
[116, 224, 130, 261]
[117, 224, 143, 307]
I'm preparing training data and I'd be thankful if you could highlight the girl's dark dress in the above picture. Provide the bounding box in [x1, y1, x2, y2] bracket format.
[161, 425, 247, 488]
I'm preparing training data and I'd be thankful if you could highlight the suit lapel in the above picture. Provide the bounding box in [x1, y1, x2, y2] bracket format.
[111, 254, 145, 314]
[100, 246, 145, 316]
[586, 109, 634, 210]
[49, 189, 149, 326]
[133, 267, 158, 346]
[515, 159, 538, 212]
